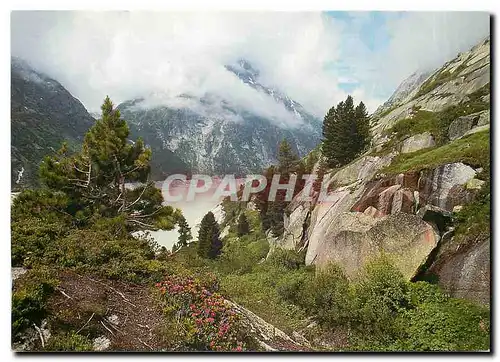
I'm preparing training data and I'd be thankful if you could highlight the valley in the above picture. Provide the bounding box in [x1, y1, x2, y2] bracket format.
[10, 19, 491, 353]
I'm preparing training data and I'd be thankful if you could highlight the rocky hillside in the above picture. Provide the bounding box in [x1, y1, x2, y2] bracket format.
[267, 36, 491, 305]
[118, 60, 322, 178]
[373, 70, 431, 117]
[11, 57, 95, 188]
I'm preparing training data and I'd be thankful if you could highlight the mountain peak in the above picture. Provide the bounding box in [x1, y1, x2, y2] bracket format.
[224, 59, 260, 84]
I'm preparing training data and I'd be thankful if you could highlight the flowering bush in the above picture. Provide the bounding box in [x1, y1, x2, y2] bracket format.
[156, 274, 247, 351]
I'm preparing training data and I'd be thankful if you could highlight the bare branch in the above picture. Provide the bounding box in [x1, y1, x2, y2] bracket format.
[76, 313, 95, 334]
[127, 219, 158, 230]
[33, 323, 45, 348]
[130, 207, 164, 219]
[124, 181, 150, 211]
[101, 320, 115, 336]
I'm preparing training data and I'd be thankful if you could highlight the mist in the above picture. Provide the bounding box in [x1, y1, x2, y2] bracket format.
[11, 11, 490, 123]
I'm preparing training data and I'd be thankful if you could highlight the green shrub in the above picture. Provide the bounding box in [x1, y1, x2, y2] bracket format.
[12, 267, 59, 337]
[45, 331, 93, 351]
[275, 270, 311, 305]
[350, 256, 409, 340]
[300, 263, 353, 328]
[220, 266, 311, 334]
[406, 281, 447, 307]
[395, 298, 490, 351]
[454, 178, 490, 246]
[266, 248, 305, 270]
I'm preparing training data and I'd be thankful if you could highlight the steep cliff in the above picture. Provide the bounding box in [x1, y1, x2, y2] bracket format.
[11, 57, 95, 188]
[275, 37, 490, 305]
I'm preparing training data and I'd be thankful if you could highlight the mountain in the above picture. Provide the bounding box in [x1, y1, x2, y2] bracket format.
[118, 60, 322, 178]
[268, 36, 490, 306]
[371, 36, 490, 144]
[11, 57, 95, 188]
[373, 70, 432, 116]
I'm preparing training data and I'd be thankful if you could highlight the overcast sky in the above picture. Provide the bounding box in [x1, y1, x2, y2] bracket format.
[11, 11, 490, 123]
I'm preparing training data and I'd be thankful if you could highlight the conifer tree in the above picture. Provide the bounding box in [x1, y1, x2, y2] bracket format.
[39, 96, 180, 231]
[177, 215, 192, 248]
[237, 213, 250, 236]
[277, 139, 299, 174]
[197, 211, 222, 259]
[322, 95, 371, 168]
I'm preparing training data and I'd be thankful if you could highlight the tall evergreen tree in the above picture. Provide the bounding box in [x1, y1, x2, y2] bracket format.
[197, 211, 222, 259]
[39, 96, 180, 231]
[354, 101, 371, 152]
[322, 95, 371, 168]
[177, 215, 192, 248]
[237, 213, 250, 236]
[277, 139, 299, 174]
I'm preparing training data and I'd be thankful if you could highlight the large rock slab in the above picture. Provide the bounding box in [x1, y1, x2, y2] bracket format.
[306, 186, 364, 265]
[329, 154, 395, 186]
[400, 132, 436, 153]
[281, 203, 310, 250]
[419, 162, 477, 211]
[431, 238, 490, 306]
[314, 212, 439, 280]
[448, 110, 489, 141]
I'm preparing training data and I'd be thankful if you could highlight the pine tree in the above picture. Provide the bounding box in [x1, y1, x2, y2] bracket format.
[354, 101, 371, 152]
[39, 96, 180, 231]
[177, 215, 192, 248]
[237, 213, 250, 236]
[197, 211, 222, 259]
[277, 139, 299, 175]
[322, 95, 371, 168]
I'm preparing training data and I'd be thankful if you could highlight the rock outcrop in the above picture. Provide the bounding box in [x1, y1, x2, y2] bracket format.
[225, 300, 311, 351]
[448, 110, 490, 140]
[400, 132, 436, 153]
[313, 213, 439, 280]
[429, 237, 490, 306]
[371, 37, 490, 141]
[281, 158, 483, 284]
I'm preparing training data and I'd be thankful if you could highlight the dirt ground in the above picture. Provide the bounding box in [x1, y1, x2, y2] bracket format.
[47, 271, 169, 351]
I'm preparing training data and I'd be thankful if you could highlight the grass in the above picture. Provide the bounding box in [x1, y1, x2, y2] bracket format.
[387, 97, 489, 147]
[412, 58, 471, 100]
[453, 176, 490, 246]
[383, 129, 489, 175]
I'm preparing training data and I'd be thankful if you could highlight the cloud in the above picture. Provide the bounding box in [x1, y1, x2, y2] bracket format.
[11, 11, 490, 124]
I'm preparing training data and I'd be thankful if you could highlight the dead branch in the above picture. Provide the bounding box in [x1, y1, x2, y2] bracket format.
[86, 276, 138, 308]
[137, 338, 153, 350]
[124, 181, 150, 211]
[76, 313, 95, 334]
[130, 207, 164, 219]
[101, 320, 115, 336]
[32, 323, 45, 348]
[127, 219, 157, 230]
[112, 191, 123, 205]
[57, 288, 72, 299]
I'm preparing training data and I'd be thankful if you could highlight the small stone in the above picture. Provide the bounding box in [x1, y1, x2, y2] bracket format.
[466, 178, 485, 190]
[292, 331, 311, 346]
[93, 336, 111, 351]
[107, 314, 119, 326]
[12, 267, 28, 281]
[453, 205, 464, 213]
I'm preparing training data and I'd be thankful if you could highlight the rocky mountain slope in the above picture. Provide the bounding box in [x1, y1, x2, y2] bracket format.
[118, 60, 322, 178]
[373, 70, 432, 117]
[263, 36, 491, 305]
[11, 57, 95, 188]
